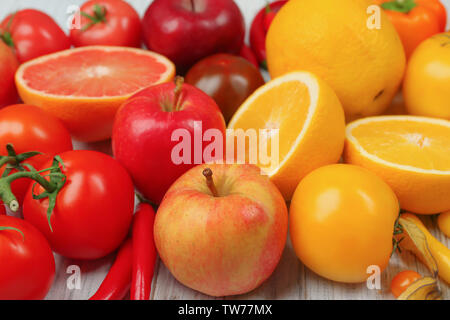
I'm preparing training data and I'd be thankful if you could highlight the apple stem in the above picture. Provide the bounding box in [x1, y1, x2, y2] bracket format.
[173, 76, 184, 111]
[202, 168, 218, 197]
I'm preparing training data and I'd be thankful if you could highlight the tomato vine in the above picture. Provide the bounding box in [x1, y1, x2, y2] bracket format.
[0, 144, 66, 231]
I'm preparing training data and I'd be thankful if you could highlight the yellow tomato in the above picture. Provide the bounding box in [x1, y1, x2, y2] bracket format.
[403, 32, 450, 120]
[289, 164, 399, 283]
[438, 211, 450, 238]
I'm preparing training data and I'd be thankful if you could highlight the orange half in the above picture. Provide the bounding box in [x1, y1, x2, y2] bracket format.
[16, 46, 175, 142]
[345, 116, 450, 214]
[227, 71, 345, 200]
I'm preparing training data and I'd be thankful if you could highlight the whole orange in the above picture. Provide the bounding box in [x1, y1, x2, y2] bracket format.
[266, 0, 406, 121]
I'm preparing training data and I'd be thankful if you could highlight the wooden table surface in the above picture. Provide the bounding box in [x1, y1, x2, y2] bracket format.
[1, 0, 449, 300]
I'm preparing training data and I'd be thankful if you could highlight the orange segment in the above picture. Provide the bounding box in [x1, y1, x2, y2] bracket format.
[228, 71, 346, 200]
[16, 46, 175, 142]
[230, 80, 311, 165]
[344, 116, 450, 214]
[351, 118, 450, 171]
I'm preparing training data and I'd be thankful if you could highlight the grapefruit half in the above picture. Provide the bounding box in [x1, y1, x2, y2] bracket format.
[16, 46, 175, 142]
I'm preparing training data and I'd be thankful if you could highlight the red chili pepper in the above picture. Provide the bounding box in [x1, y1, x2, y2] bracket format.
[239, 44, 259, 68]
[130, 203, 157, 300]
[89, 238, 132, 300]
[263, 5, 277, 32]
[250, 0, 288, 68]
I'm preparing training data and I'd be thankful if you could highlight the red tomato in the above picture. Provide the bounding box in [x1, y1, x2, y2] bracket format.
[0, 215, 55, 299]
[263, 8, 277, 32]
[0, 9, 71, 63]
[70, 0, 141, 47]
[23, 150, 135, 260]
[391, 270, 422, 298]
[0, 105, 73, 204]
[0, 41, 18, 108]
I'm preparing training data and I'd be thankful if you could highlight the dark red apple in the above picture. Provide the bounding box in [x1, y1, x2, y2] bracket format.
[112, 77, 226, 204]
[142, 0, 245, 72]
[185, 54, 265, 123]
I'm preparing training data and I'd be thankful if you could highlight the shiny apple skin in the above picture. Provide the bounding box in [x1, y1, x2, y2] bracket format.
[185, 54, 265, 123]
[142, 0, 245, 72]
[112, 82, 226, 204]
[155, 164, 288, 297]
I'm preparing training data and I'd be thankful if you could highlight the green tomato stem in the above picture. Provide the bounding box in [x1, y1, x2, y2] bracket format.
[80, 4, 107, 31]
[0, 169, 58, 212]
[0, 156, 16, 168]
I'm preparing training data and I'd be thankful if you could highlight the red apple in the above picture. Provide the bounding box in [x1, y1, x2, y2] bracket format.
[155, 164, 288, 297]
[142, 0, 245, 72]
[112, 77, 226, 204]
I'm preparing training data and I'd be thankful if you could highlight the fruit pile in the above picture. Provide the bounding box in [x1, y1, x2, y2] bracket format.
[0, 0, 449, 301]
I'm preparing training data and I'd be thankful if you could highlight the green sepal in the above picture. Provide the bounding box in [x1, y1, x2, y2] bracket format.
[31, 156, 66, 232]
[16, 151, 42, 163]
[0, 226, 25, 241]
[260, 59, 268, 70]
[80, 4, 107, 31]
[8, 151, 42, 172]
[381, 0, 417, 13]
[0, 12, 16, 48]
[1, 166, 12, 178]
[0, 31, 14, 48]
[0, 143, 42, 173]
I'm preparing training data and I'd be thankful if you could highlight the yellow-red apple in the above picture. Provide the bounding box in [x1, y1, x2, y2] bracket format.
[154, 163, 288, 297]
